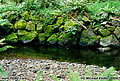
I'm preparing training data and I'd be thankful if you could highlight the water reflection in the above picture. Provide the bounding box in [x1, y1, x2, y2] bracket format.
[0, 45, 120, 70]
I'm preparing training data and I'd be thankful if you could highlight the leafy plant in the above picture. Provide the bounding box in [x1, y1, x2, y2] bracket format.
[0, 38, 14, 52]
[0, 65, 8, 81]
[35, 70, 43, 81]
[51, 66, 119, 81]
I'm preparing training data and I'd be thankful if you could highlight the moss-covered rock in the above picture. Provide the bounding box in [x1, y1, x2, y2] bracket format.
[14, 19, 26, 29]
[54, 17, 63, 28]
[79, 29, 99, 46]
[44, 25, 54, 37]
[105, 25, 115, 31]
[59, 25, 64, 32]
[114, 27, 120, 41]
[37, 23, 43, 32]
[29, 15, 35, 21]
[64, 19, 75, 31]
[47, 33, 58, 44]
[58, 32, 69, 45]
[26, 21, 35, 31]
[100, 34, 119, 46]
[98, 27, 111, 37]
[38, 33, 46, 44]
[20, 31, 38, 43]
[17, 30, 28, 35]
[6, 32, 18, 42]
[22, 11, 30, 21]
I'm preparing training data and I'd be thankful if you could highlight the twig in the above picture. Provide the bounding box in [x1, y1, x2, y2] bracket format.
[70, 16, 87, 30]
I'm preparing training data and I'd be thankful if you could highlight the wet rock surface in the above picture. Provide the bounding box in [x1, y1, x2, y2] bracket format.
[0, 59, 120, 81]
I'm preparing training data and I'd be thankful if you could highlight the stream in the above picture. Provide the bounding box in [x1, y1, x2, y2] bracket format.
[0, 45, 120, 70]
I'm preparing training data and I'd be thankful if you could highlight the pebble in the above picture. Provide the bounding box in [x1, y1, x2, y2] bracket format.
[0, 59, 119, 81]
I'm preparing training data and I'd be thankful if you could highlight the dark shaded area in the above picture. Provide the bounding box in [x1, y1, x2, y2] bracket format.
[0, 45, 120, 70]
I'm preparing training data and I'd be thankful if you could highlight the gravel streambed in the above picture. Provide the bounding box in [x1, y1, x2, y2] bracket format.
[0, 59, 120, 81]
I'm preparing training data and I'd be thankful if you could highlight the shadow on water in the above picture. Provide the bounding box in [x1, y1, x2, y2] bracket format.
[0, 45, 120, 70]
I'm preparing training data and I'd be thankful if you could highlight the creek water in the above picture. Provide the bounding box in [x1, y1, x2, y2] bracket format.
[0, 45, 120, 70]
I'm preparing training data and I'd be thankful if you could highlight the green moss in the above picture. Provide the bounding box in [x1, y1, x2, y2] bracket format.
[26, 21, 35, 31]
[37, 23, 43, 32]
[114, 27, 120, 41]
[40, 17, 45, 22]
[64, 19, 75, 31]
[47, 33, 58, 44]
[54, 17, 63, 28]
[17, 30, 28, 35]
[6, 32, 18, 42]
[98, 27, 111, 37]
[58, 32, 69, 45]
[30, 15, 35, 21]
[14, 19, 26, 29]
[59, 25, 64, 32]
[79, 29, 99, 46]
[22, 11, 30, 21]
[38, 33, 46, 44]
[20, 31, 38, 41]
[105, 25, 115, 31]
[44, 25, 54, 37]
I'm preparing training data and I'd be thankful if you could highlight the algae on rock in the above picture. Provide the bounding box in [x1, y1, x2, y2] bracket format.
[37, 23, 43, 32]
[38, 33, 46, 44]
[58, 32, 69, 45]
[22, 11, 30, 21]
[44, 25, 54, 37]
[100, 34, 119, 46]
[26, 21, 35, 31]
[64, 19, 75, 31]
[54, 17, 63, 28]
[20, 31, 38, 43]
[14, 19, 26, 29]
[6, 32, 18, 42]
[105, 25, 115, 31]
[114, 27, 120, 41]
[98, 27, 111, 37]
[79, 29, 99, 46]
[17, 30, 28, 35]
[47, 33, 58, 44]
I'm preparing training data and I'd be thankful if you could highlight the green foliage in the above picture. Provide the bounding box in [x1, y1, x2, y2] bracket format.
[51, 66, 118, 81]
[35, 70, 43, 81]
[0, 38, 14, 52]
[87, 1, 120, 20]
[0, 65, 8, 80]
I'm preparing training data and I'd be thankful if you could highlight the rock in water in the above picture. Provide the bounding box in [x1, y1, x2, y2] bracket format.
[79, 29, 99, 46]
[100, 34, 119, 46]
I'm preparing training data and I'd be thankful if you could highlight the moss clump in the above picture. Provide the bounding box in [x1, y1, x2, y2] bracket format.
[105, 25, 115, 31]
[64, 19, 75, 31]
[59, 25, 64, 32]
[6, 32, 18, 42]
[54, 17, 63, 28]
[14, 19, 26, 29]
[44, 25, 54, 37]
[58, 32, 69, 45]
[38, 33, 46, 44]
[47, 33, 58, 44]
[20, 31, 38, 41]
[17, 30, 28, 35]
[26, 21, 35, 31]
[114, 27, 120, 41]
[79, 29, 99, 46]
[37, 23, 43, 32]
[98, 27, 111, 37]
[30, 15, 35, 21]
[22, 11, 30, 21]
